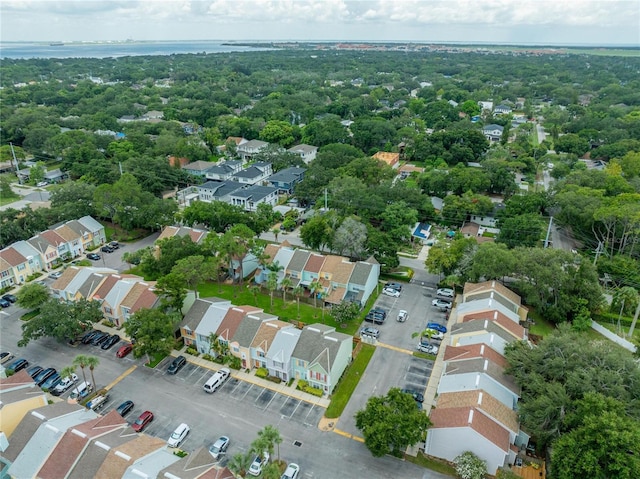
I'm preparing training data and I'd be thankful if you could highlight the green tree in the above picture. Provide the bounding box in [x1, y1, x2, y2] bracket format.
[332, 216, 368, 259]
[496, 213, 545, 248]
[0, 175, 19, 200]
[171, 255, 218, 299]
[259, 120, 297, 147]
[254, 425, 282, 462]
[292, 285, 304, 318]
[16, 282, 50, 310]
[123, 308, 177, 364]
[73, 354, 89, 386]
[468, 242, 515, 282]
[29, 162, 46, 185]
[218, 224, 256, 293]
[49, 181, 97, 218]
[59, 365, 77, 383]
[155, 272, 188, 314]
[280, 276, 292, 303]
[308, 279, 323, 309]
[330, 300, 360, 328]
[85, 355, 100, 389]
[454, 451, 488, 479]
[18, 298, 103, 347]
[300, 214, 333, 252]
[266, 270, 278, 310]
[228, 451, 253, 477]
[355, 388, 431, 457]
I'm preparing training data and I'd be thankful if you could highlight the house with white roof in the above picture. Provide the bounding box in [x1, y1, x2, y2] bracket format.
[265, 327, 302, 381]
[237, 139, 269, 161]
[288, 144, 318, 164]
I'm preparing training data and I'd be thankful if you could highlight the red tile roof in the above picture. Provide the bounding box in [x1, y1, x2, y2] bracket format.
[304, 253, 325, 273]
[460, 310, 526, 339]
[0, 247, 27, 267]
[444, 343, 508, 368]
[216, 306, 262, 341]
[40, 230, 68, 247]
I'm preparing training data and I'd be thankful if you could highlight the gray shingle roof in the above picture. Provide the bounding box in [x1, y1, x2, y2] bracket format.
[349, 262, 372, 287]
[199, 180, 243, 197]
[291, 325, 351, 372]
[230, 185, 278, 202]
[232, 166, 264, 179]
[451, 319, 517, 344]
[287, 250, 311, 273]
[269, 166, 306, 183]
[231, 312, 277, 347]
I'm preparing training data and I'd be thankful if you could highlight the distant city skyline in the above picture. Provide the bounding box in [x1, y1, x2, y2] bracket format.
[1, 0, 639, 46]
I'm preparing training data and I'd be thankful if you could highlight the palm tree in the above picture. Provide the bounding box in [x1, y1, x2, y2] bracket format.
[280, 277, 292, 303]
[309, 279, 323, 309]
[319, 290, 328, 322]
[259, 425, 282, 462]
[208, 332, 223, 358]
[266, 271, 278, 311]
[228, 451, 253, 477]
[292, 286, 303, 319]
[60, 365, 77, 382]
[249, 284, 261, 305]
[271, 227, 280, 243]
[85, 356, 100, 389]
[73, 355, 88, 385]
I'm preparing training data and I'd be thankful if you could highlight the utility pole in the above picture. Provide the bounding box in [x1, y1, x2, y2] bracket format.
[9, 142, 22, 185]
[119, 162, 123, 176]
[324, 188, 328, 211]
[543, 216, 553, 248]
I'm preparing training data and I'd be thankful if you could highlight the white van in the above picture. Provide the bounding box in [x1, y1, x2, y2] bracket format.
[203, 368, 230, 393]
[69, 381, 92, 400]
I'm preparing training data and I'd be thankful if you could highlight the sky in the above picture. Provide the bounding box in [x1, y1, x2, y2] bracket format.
[1, 0, 639, 46]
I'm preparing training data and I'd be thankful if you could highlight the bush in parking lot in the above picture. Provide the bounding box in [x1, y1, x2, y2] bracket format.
[255, 367, 269, 378]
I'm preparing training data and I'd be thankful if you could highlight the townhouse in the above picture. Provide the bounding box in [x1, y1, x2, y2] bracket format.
[237, 139, 269, 161]
[287, 144, 318, 164]
[265, 327, 302, 382]
[0, 248, 32, 289]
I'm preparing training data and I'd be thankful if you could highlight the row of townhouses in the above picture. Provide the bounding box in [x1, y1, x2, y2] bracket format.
[0, 216, 106, 289]
[180, 298, 352, 395]
[424, 281, 531, 475]
[50, 267, 158, 328]
[0, 374, 235, 479]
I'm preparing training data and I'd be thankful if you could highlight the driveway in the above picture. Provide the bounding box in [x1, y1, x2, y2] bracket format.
[92, 232, 160, 272]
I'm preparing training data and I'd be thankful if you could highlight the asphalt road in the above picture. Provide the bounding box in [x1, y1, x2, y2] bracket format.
[1, 303, 449, 479]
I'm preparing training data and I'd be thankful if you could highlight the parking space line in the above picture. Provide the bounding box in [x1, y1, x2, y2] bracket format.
[262, 391, 277, 411]
[376, 342, 413, 355]
[105, 365, 137, 391]
[332, 428, 365, 443]
[195, 370, 210, 386]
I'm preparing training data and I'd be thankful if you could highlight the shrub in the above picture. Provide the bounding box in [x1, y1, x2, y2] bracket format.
[267, 375, 282, 384]
[287, 378, 295, 387]
[186, 347, 199, 356]
[228, 356, 241, 370]
[101, 320, 116, 328]
[296, 379, 308, 391]
[202, 354, 215, 362]
[255, 367, 269, 378]
[214, 355, 226, 364]
[303, 385, 324, 397]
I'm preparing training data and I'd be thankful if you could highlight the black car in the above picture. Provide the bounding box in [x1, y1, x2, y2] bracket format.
[116, 400, 134, 417]
[41, 373, 61, 390]
[87, 253, 101, 261]
[364, 308, 387, 324]
[81, 329, 100, 344]
[385, 282, 403, 292]
[27, 365, 44, 379]
[167, 355, 187, 375]
[101, 245, 114, 253]
[91, 331, 110, 346]
[0, 298, 10, 308]
[35, 367, 57, 386]
[7, 358, 29, 372]
[2, 294, 17, 303]
[101, 334, 121, 350]
[401, 388, 425, 403]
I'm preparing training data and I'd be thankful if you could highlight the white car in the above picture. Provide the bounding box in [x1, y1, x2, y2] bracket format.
[36, 181, 48, 187]
[51, 373, 78, 395]
[423, 329, 444, 340]
[417, 343, 439, 355]
[432, 299, 452, 310]
[382, 287, 400, 298]
[436, 288, 455, 298]
[209, 436, 230, 459]
[248, 451, 270, 476]
[167, 423, 190, 447]
[49, 271, 63, 279]
[397, 310, 408, 322]
[281, 463, 300, 479]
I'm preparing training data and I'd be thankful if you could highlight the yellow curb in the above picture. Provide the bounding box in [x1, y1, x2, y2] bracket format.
[104, 365, 137, 391]
[376, 342, 413, 355]
[333, 428, 365, 443]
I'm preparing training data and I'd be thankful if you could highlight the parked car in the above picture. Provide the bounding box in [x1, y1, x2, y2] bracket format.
[248, 451, 270, 476]
[382, 287, 400, 298]
[426, 322, 447, 333]
[436, 288, 455, 298]
[281, 463, 300, 479]
[0, 352, 15, 364]
[203, 368, 231, 393]
[431, 299, 452, 310]
[0, 298, 10, 308]
[116, 343, 134, 358]
[51, 373, 79, 396]
[86, 253, 101, 261]
[41, 373, 62, 391]
[34, 367, 57, 386]
[364, 308, 387, 324]
[417, 343, 439, 355]
[109, 241, 120, 249]
[81, 330, 100, 344]
[7, 358, 29, 372]
[422, 329, 444, 341]
[132, 411, 154, 432]
[27, 365, 44, 379]
[49, 271, 63, 279]
[116, 400, 135, 417]
[101, 334, 120, 350]
[101, 245, 114, 253]
[90, 331, 110, 346]
[167, 423, 190, 447]
[397, 310, 408, 322]
[385, 282, 403, 292]
[167, 355, 187, 375]
[209, 436, 230, 460]
[36, 181, 48, 187]
[360, 327, 380, 339]
[401, 388, 425, 403]
[2, 294, 17, 303]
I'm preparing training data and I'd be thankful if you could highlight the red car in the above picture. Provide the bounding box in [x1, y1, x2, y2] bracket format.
[132, 411, 154, 432]
[116, 343, 133, 358]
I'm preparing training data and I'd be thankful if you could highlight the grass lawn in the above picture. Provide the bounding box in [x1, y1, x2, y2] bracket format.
[198, 282, 361, 335]
[99, 220, 149, 242]
[144, 352, 168, 368]
[20, 309, 40, 321]
[325, 343, 376, 418]
[405, 451, 456, 476]
[0, 195, 20, 207]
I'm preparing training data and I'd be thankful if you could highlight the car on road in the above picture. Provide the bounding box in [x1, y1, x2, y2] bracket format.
[116, 343, 134, 358]
[364, 308, 387, 324]
[34, 367, 57, 386]
[422, 329, 444, 341]
[91, 331, 110, 346]
[208, 436, 230, 459]
[27, 365, 44, 379]
[382, 287, 400, 298]
[431, 299, 452, 310]
[7, 358, 29, 372]
[51, 373, 79, 396]
[41, 373, 62, 391]
[86, 253, 101, 261]
[116, 400, 135, 417]
[167, 355, 187, 375]
[0, 352, 15, 364]
[0, 298, 10, 308]
[168, 423, 190, 447]
[426, 322, 447, 334]
[132, 411, 154, 432]
[436, 288, 455, 298]
[401, 388, 424, 403]
[49, 271, 63, 279]
[385, 282, 403, 292]
[281, 463, 300, 479]
[360, 327, 380, 339]
[101, 245, 114, 253]
[397, 310, 408, 322]
[2, 294, 17, 303]
[248, 451, 270, 476]
[417, 342, 439, 355]
[101, 334, 120, 350]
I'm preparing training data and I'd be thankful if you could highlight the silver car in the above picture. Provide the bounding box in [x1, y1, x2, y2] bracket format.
[209, 436, 230, 460]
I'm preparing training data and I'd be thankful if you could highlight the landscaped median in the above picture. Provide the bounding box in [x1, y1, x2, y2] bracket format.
[325, 343, 376, 419]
